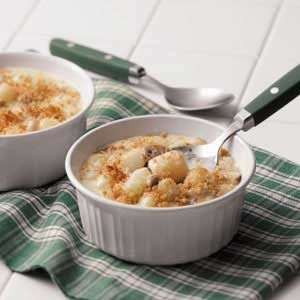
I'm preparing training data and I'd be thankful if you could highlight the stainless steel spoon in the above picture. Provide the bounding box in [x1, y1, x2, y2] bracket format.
[142, 75, 234, 111]
[175, 64, 300, 170]
[49, 38, 234, 111]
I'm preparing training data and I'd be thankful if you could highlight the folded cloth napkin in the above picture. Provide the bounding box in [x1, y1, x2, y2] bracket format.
[0, 79, 300, 300]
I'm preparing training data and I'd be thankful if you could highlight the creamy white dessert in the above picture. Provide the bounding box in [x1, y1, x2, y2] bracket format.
[80, 133, 241, 208]
[0, 67, 81, 135]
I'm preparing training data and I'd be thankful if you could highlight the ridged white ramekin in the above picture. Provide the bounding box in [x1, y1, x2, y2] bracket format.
[0, 52, 94, 191]
[66, 115, 255, 265]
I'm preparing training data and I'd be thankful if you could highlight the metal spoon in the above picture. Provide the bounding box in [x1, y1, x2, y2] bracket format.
[142, 75, 233, 111]
[175, 64, 300, 170]
[49, 38, 234, 111]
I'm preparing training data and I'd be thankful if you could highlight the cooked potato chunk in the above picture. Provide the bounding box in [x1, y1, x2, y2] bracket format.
[39, 118, 60, 130]
[223, 171, 241, 184]
[148, 150, 188, 183]
[120, 149, 146, 173]
[0, 83, 17, 104]
[80, 153, 106, 179]
[81, 175, 109, 195]
[138, 194, 155, 207]
[96, 174, 109, 190]
[88, 153, 105, 168]
[123, 167, 151, 197]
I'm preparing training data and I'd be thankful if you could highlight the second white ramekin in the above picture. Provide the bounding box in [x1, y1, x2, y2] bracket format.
[66, 115, 256, 265]
[0, 52, 94, 191]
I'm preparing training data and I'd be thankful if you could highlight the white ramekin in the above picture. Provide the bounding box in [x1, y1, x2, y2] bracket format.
[0, 52, 94, 191]
[66, 115, 256, 265]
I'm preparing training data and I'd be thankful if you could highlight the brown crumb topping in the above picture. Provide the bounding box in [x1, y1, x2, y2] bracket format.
[0, 67, 81, 135]
[80, 134, 241, 207]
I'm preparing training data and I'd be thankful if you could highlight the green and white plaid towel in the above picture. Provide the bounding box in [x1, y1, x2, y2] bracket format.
[0, 79, 300, 300]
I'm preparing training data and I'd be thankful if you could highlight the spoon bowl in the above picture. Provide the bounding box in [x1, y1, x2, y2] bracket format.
[164, 87, 234, 111]
[144, 75, 234, 111]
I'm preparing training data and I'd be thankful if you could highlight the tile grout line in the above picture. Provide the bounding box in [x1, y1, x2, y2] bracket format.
[3, 0, 41, 50]
[234, 0, 285, 112]
[127, 0, 162, 59]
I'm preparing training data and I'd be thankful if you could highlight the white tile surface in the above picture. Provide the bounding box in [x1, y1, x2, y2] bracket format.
[0, 261, 12, 292]
[0, 0, 37, 50]
[18, 0, 158, 57]
[0, 272, 66, 300]
[262, 0, 300, 59]
[131, 46, 255, 117]
[139, 0, 280, 57]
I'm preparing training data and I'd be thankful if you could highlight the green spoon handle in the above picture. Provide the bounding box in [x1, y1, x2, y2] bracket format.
[244, 64, 300, 126]
[49, 38, 145, 83]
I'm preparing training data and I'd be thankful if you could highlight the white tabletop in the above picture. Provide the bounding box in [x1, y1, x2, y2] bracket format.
[0, 0, 299, 299]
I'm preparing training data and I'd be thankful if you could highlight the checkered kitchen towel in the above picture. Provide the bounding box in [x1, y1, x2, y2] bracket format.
[0, 79, 300, 300]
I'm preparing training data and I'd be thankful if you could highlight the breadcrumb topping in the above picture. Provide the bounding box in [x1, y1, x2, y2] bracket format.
[0, 67, 81, 135]
[80, 134, 241, 208]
